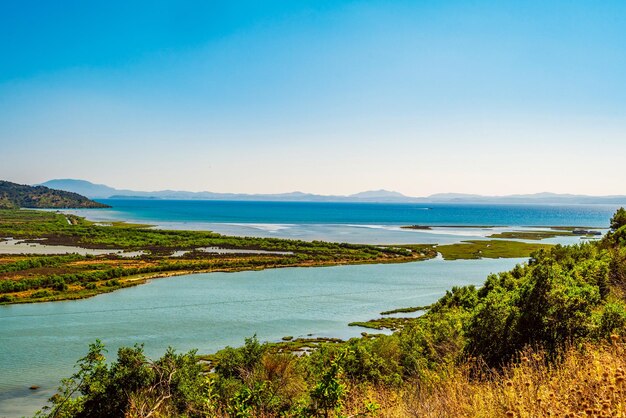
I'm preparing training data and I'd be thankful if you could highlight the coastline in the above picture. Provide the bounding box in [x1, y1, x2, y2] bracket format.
[2, 255, 438, 305]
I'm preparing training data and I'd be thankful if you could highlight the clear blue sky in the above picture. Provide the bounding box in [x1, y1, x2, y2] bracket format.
[1, 0, 625, 196]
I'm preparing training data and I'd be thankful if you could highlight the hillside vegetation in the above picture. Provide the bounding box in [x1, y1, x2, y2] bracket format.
[34, 208, 626, 417]
[0, 180, 108, 209]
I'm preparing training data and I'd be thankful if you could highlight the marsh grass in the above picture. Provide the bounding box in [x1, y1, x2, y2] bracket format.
[348, 317, 419, 331]
[436, 240, 552, 260]
[488, 230, 574, 240]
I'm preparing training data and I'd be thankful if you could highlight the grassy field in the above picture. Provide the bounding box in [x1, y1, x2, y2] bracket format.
[487, 230, 575, 240]
[369, 342, 626, 417]
[435, 239, 553, 260]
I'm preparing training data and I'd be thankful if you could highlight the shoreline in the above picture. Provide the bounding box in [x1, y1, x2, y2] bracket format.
[1, 255, 437, 305]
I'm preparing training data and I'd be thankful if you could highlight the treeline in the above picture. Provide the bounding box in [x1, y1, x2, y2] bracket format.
[0, 254, 85, 274]
[36, 209, 626, 417]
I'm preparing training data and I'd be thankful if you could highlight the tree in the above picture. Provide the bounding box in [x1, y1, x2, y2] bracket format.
[611, 207, 626, 231]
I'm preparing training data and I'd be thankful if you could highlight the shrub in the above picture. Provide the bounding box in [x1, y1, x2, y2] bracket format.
[37, 341, 212, 417]
[31, 290, 52, 298]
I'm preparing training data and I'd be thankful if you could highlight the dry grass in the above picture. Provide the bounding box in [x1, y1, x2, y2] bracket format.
[343, 339, 626, 418]
[115, 340, 626, 417]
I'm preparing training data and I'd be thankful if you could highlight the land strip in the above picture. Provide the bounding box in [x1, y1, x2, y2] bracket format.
[0, 210, 435, 304]
[0, 210, 558, 304]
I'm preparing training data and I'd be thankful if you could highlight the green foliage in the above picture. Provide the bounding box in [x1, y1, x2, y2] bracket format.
[487, 230, 574, 240]
[37, 341, 211, 418]
[1, 209, 426, 303]
[466, 243, 615, 366]
[597, 302, 626, 338]
[429, 285, 478, 313]
[212, 336, 310, 416]
[214, 335, 266, 380]
[309, 350, 347, 417]
[0, 294, 14, 302]
[31, 289, 52, 298]
[319, 337, 403, 386]
[0, 254, 84, 274]
[602, 208, 626, 248]
[611, 207, 626, 231]
[380, 305, 430, 315]
[397, 308, 467, 377]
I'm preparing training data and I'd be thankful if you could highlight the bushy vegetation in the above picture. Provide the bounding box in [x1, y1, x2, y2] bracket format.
[35, 209, 626, 417]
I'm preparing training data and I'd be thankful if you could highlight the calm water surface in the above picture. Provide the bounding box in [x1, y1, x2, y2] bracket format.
[62, 200, 617, 244]
[84, 200, 617, 226]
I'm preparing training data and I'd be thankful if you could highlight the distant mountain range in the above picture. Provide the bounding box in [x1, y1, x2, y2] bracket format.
[39, 180, 421, 202]
[0, 180, 109, 209]
[38, 179, 626, 205]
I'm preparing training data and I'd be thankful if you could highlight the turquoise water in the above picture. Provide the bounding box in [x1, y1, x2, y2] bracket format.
[62, 200, 617, 245]
[0, 257, 523, 417]
[83, 200, 619, 226]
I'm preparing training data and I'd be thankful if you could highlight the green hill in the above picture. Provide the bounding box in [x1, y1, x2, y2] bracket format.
[0, 180, 109, 209]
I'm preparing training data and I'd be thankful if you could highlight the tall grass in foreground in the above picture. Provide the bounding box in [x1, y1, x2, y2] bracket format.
[341, 340, 626, 418]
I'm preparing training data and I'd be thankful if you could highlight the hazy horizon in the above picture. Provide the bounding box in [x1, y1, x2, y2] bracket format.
[1, 1, 625, 196]
[16, 178, 626, 199]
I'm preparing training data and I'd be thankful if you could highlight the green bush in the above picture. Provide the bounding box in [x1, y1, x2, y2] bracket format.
[36, 341, 211, 418]
[31, 290, 52, 298]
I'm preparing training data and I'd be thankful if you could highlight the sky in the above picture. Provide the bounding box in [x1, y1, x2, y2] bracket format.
[1, 0, 625, 196]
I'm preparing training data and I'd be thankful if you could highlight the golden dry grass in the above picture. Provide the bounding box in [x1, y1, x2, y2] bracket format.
[340, 339, 626, 418]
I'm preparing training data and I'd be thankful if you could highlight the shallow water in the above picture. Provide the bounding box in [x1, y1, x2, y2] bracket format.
[0, 238, 145, 257]
[0, 257, 523, 417]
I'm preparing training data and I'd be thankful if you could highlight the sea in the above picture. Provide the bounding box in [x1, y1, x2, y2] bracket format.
[0, 200, 621, 417]
[60, 200, 618, 245]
